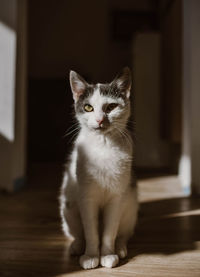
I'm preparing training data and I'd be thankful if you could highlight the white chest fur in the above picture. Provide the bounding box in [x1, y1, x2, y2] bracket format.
[75, 130, 132, 193]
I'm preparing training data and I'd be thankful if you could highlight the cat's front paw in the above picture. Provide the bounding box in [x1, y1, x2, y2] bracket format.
[116, 244, 127, 259]
[100, 254, 119, 268]
[79, 255, 99, 269]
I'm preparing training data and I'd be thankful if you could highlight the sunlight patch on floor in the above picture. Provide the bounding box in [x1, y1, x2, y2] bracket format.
[138, 176, 186, 203]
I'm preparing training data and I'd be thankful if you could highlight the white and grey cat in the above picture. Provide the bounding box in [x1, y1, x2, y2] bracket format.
[60, 67, 138, 269]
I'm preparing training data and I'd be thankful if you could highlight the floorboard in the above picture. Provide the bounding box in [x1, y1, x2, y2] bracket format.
[0, 165, 200, 277]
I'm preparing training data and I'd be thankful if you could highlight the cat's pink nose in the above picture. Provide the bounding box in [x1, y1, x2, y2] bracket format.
[96, 118, 104, 126]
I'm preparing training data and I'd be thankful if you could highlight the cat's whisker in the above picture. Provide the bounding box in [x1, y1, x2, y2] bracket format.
[67, 130, 80, 144]
[114, 124, 133, 149]
[117, 130, 128, 147]
[63, 127, 77, 137]
[114, 126, 132, 149]
[68, 125, 80, 135]
[64, 129, 80, 143]
[63, 123, 80, 138]
[63, 125, 80, 144]
[64, 121, 78, 129]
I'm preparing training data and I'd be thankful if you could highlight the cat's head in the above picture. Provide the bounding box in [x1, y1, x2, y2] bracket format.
[69, 67, 132, 134]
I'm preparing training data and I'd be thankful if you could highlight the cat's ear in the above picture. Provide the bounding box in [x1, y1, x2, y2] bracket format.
[69, 71, 88, 102]
[112, 67, 132, 98]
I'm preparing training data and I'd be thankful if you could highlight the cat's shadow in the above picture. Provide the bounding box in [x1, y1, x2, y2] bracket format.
[122, 196, 200, 265]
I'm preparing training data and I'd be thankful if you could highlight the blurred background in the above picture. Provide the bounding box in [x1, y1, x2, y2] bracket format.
[0, 0, 200, 194]
[27, 0, 181, 170]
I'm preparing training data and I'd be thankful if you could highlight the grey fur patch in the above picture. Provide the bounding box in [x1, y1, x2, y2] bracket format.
[99, 83, 126, 100]
[75, 84, 97, 113]
[74, 77, 128, 114]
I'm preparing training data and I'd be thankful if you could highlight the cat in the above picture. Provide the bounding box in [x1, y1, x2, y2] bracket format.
[59, 67, 138, 269]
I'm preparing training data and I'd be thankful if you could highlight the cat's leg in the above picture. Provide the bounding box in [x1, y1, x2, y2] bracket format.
[66, 205, 85, 256]
[115, 220, 136, 259]
[116, 188, 138, 259]
[115, 218, 133, 259]
[100, 197, 122, 268]
[60, 174, 85, 256]
[60, 197, 85, 256]
[79, 200, 100, 269]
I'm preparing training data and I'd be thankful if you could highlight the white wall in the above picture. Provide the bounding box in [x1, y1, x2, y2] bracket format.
[179, 0, 200, 195]
[0, 0, 27, 192]
[0, 0, 16, 142]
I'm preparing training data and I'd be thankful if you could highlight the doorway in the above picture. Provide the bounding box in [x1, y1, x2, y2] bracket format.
[27, 0, 182, 178]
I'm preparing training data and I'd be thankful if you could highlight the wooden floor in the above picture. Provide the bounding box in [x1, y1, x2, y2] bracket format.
[0, 164, 200, 277]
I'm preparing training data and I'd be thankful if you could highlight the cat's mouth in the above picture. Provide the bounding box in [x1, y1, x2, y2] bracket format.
[93, 126, 106, 131]
[92, 125, 113, 134]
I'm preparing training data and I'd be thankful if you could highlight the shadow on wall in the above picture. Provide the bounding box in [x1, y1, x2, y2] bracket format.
[28, 79, 73, 162]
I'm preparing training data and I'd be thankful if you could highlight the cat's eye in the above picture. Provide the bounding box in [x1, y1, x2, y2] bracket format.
[106, 103, 118, 113]
[84, 104, 93, 112]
